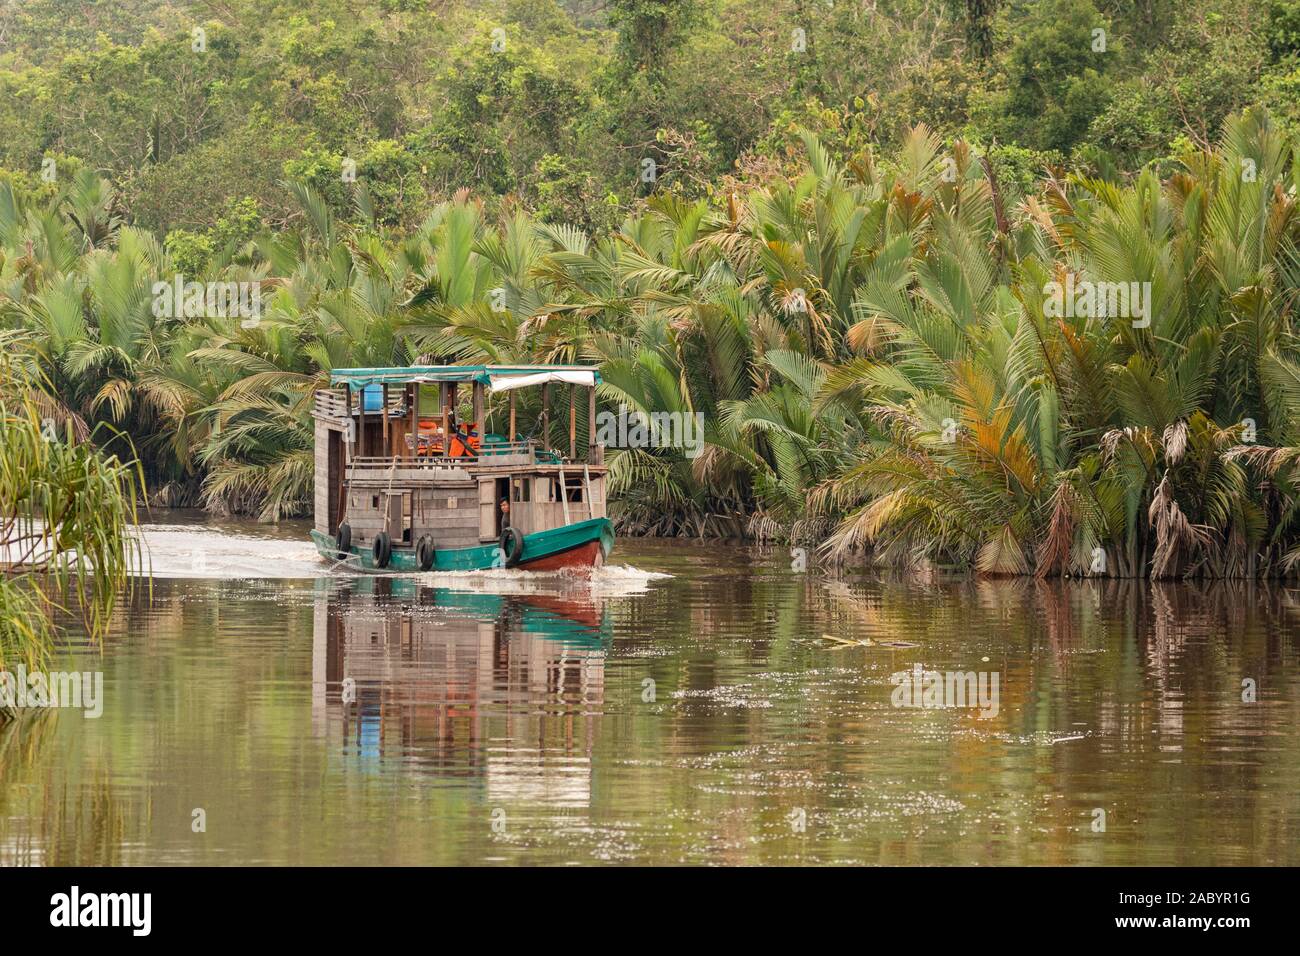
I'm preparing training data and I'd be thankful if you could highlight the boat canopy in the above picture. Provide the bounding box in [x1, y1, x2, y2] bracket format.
[486, 369, 597, 392]
[329, 365, 601, 390]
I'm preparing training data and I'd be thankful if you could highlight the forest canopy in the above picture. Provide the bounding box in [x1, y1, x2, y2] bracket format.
[2, 0, 1297, 243]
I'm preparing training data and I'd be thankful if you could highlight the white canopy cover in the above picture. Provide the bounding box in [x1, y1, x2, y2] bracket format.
[487, 370, 597, 392]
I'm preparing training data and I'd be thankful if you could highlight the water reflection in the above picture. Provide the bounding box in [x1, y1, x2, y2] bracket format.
[312, 578, 608, 808]
[0, 715, 128, 866]
[0, 540, 1298, 865]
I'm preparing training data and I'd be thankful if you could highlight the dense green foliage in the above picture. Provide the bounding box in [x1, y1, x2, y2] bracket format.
[5, 0, 1300, 237]
[0, 343, 143, 676]
[4, 1, 1300, 578]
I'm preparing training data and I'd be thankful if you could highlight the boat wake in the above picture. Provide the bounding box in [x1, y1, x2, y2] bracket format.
[406, 562, 673, 599]
[133, 525, 330, 579]
[131, 524, 670, 595]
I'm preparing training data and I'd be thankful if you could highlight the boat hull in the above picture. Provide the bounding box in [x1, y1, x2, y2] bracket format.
[310, 517, 614, 574]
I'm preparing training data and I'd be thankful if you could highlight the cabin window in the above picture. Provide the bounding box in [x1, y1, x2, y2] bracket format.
[513, 477, 531, 502]
[554, 477, 583, 503]
[371, 495, 380, 508]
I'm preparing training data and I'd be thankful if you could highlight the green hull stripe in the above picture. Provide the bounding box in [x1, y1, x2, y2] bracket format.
[311, 517, 614, 572]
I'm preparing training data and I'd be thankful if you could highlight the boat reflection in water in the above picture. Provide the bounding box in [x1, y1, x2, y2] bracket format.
[311, 577, 609, 808]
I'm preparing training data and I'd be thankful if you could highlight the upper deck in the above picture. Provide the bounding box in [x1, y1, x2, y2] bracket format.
[313, 364, 605, 470]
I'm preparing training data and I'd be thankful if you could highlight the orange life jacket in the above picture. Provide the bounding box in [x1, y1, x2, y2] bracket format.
[448, 424, 481, 458]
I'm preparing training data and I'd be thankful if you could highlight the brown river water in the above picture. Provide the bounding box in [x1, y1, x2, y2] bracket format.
[1, 517, 1297, 865]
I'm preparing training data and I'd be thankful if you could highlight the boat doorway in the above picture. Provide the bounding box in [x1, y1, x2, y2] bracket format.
[494, 477, 510, 535]
[383, 491, 413, 545]
[328, 429, 344, 535]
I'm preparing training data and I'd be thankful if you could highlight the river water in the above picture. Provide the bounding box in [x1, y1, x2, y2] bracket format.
[1, 517, 1297, 865]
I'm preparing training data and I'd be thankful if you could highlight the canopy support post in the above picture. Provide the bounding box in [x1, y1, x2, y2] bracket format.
[440, 383, 449, 459]
[541, 384, 550, 451]
[472, 381, 484, 450]
[358, 385, 366, 458]
[569, 384, 576, 460]
[587, 386, 599, 464]
[449, 382, 459, 455]
[509, 391, 517, 442]
[407, 384, 416, 458]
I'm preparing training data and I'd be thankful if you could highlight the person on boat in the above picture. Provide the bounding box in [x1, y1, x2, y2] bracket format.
[499, 498, 510, 530]
[447, 419, 481, 458]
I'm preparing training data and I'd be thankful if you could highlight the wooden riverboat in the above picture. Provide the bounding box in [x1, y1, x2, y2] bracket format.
[310, 364, 614, 573]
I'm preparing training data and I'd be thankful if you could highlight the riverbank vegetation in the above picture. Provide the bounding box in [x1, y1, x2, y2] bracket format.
[0, 345, 143, 677]
[3, 1, 1300, 578]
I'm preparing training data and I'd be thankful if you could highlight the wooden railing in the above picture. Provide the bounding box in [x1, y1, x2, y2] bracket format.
[347, 455, 464, 471]
[346, 441, 535, 472]
[342, 441, 591, 481]
[345, 457, 471, 484]
[313, 388, 409, 423]
[477, 439, 535, 459]
[313, 389, 349, 422]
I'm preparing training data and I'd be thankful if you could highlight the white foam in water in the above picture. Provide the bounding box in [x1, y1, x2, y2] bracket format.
[132, 523, 671, 594]
[134, 524, 331, 579]
[409, 563, 672, 598]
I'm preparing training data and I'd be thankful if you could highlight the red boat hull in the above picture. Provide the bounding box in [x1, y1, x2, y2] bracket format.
[518, 540, 604, 573]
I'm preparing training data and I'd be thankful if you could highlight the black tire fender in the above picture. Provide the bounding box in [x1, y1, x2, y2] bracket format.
[372, 531, 392, 569]
[416, 534, 436, 572]
[499, 527, 524, 567]
[335, 522, 352, 558]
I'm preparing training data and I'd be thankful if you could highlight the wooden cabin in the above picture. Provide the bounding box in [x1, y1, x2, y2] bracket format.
[311, 365, 611, 571]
